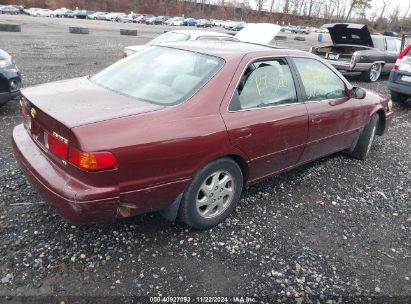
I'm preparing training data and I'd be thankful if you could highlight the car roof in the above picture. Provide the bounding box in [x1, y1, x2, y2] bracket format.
[171, 29, 232, 39]
[154, 40, 312, 60]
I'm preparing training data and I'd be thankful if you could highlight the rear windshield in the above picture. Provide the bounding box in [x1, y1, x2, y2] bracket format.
[148, 32, 190, 45]
[91, 46, 224, 106]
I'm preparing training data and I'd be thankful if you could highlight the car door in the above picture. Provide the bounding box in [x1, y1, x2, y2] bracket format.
[291, 57, 363, 163]
[384, 37, 400, 72]
[221, 56, 308, 183]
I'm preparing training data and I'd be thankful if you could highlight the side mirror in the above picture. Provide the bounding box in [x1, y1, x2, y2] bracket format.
[352, 87, 366, 99]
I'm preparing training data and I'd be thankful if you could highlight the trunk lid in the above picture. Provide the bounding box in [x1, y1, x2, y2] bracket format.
[21, 76, 164, 129]
[322, 23, 374, 47]
[234, 23, 282, 45]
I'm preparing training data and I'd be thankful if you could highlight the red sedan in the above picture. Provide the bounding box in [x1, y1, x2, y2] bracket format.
[12, 41, 393, 229]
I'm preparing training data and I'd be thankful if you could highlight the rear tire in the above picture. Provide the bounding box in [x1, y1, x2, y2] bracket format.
[361, 63, 382, 82]
[390, 90, 408, 102]
[179, 158, 243, 230]
[350, 114, 379, 160]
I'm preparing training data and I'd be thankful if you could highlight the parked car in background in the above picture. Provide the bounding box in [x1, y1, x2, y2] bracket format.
[212, 19, 224, 27]
[388, 35, 411, 102]
[384, 31, 399, 37]
[310, 23, 401, 82]
[85, 10, 95, 18]
[88, 11, 106, 20]
[129, 13, 142, 20]
[292, 26, 310, 34]
[145, 16, 157, 25]
[288, 25, 297, 32]
[23, 8, 40, 15]
[105, 12, 122, 21]
[53, 8, 69, 17]
[62, 10, 75, 18]
[166, 17, 184, 26]
[72, 10, 87, 19]
[182, 18, 197, 26]
[230, 21, 247, 31]
[115, 13, 132, 23]
[134, 15, 152, 23]
[223, 21, 236, 29]
[151, 16, 169, 25]
[317, 27, 329, 33]
[122, 30, 238, 57]
[0, 49, 21, 107]
[0, 5, 21, 14]
[196, 19, 213, 28]
[13, 40, 393, 229]
[33, 9, 54, 17]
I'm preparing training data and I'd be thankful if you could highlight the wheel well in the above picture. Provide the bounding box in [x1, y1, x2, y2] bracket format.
[375, 109, 386, 136]
[224, 154, 248, 184]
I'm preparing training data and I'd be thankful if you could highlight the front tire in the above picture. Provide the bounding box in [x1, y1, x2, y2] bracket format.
[390, 90, 408, 102]
[350, 114, 379, 160]
[362, 63, 382, 82]
[179, 158, 243, 230]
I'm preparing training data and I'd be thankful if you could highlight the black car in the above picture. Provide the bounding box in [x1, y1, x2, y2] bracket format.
[388, 34, 411, 102]
[74, 10, 88, 19]
[63, 10, 75, 18]
[310, 23, 401, 82]
[196, 19, 213, 28]
[0, 49, 21, 107]
[231, 21, 246, 31]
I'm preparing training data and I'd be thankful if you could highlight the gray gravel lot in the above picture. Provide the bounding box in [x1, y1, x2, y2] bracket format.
[0, 15, 410, 302]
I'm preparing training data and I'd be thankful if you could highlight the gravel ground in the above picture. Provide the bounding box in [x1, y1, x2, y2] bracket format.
[0, 15, 410, 303]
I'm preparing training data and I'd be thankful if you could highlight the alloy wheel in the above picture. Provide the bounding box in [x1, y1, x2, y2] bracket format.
[369, 63, 382, 82]
[196, 170, 235, 219]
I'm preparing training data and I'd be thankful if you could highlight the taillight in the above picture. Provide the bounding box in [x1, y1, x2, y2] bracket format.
[394, 43, 411, 71]
[45, 133, 69, 159]
[21, 109, 32, 131]
[69, 147, 117, 171]
[350, 51, 358, 68]
[43, 131, 116, 171]
[393, 59, 400, 70]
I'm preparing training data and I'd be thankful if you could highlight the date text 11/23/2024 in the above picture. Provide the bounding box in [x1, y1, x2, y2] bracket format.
[149, 296, 257, 303]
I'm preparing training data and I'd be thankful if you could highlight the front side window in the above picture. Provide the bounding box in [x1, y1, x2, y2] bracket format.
[91, 46, 224, 106]
[293, 57, 346, 101]
[229, 58, 298, 111]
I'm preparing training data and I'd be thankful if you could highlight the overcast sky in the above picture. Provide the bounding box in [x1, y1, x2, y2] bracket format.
[369, 0, 411, 16]
[242, 0, 411, 17]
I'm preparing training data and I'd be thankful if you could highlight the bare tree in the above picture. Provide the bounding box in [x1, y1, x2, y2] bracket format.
[345, 0, 372, 21]
[256, 0, 268, 11]
[269, 0, 276, 13]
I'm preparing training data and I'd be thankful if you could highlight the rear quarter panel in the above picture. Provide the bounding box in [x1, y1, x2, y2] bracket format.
[71, 56, 246, 211]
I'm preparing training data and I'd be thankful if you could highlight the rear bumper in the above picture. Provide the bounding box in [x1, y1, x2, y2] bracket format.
[12, 124, 119, 224]
[388, 70, 411, 96]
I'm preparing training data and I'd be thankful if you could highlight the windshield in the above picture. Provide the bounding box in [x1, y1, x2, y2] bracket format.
[148, 32, 190, 45]
[91, 46, 224, 106]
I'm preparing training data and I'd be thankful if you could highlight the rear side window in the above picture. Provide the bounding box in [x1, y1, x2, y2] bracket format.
[229, 58, 298, 111]
[91, 46, 224, 106]
[293, 57, 346, 101]
[372, 37, 385, 51]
